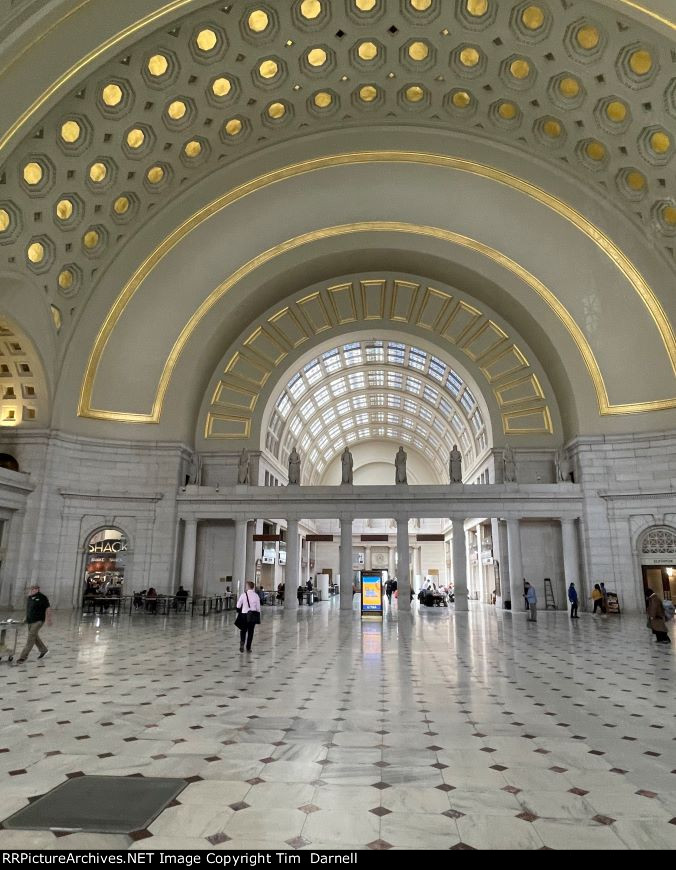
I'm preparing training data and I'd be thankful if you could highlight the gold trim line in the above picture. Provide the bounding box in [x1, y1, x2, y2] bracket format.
[79, 221, 675, 423]
[78, 151, 676, 423]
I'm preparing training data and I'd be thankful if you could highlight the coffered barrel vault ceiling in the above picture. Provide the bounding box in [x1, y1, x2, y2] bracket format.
[0, 0, 676, 348]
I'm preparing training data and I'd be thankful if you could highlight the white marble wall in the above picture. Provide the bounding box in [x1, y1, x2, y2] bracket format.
[519, 520, 565, 610]
[0, 431, 187, 608]
[0, 430, 673, 613]
[572, 431, 676, 614]
[194, 520, 235, 597]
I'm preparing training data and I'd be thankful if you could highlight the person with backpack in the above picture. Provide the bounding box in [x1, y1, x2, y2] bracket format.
[235, 580, 261, 653]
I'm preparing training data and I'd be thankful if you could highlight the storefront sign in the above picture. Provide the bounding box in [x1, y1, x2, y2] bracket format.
[88, 539, 127, 554]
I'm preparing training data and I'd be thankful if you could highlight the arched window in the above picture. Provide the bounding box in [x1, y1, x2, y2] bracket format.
[83, 528, 128, 598]
[640, 527, 676, 559]
[0, 453, 19, 472]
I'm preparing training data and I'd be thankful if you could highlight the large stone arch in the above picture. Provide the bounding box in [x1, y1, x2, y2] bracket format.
[48, 129, 675, 446]
[0, 0, 672, 441]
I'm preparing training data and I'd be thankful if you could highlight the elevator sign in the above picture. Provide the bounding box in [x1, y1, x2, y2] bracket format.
[361, 573, 383, 618]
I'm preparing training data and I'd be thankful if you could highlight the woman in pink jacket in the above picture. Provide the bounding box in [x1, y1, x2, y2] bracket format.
[236, 580, 261, 653]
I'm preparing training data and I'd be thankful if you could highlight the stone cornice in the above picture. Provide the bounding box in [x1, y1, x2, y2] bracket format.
[177, 482, 583, 521]
[59, 489, 164, 502]
[0, 467, 34, 495]
[598, 488, 675, 501]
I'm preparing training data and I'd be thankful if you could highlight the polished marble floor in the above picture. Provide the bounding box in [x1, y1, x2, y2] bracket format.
[0, 599, 674, 851]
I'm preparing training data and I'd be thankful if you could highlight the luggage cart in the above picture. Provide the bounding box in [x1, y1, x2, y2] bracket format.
[0, 620, 20, 662]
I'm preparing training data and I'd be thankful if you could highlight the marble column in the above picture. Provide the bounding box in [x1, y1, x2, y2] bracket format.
[475, 525, 486, 602]
[414, 544, 422, 587]
[388, 545, 396, 580]
[396, 518, 411, 611]
[452, 519, 468, 612]
[285, 519, 300, 610]
[245, 520, 256, 585]
[507, 518, 524, 611]
[180, 519, 198, 592]
[339, 517, 353, 610]
[233, 519, 247, 595]
[561, 518, 580, 605]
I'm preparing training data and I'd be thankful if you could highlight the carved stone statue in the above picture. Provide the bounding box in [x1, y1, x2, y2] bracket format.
[395, 446, 408, 485]
[288, 447, 301, 486]
[503, 445, 517, 483]
[187, 454, 202, 486]
[555, 448, 570, 483]
[237, 448, 249, 485]
[449, 445, 463, 484]
[341, 447, 353, 485]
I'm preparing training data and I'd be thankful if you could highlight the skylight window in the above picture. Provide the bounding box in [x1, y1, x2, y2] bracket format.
[408, 348, 427, 371]
[460, 389, 475, 413]
[304, 361, 322, 384]
[429, 356, 445, 381]
[276, 393, 291, 418]
[288, 375, 305, 400]
[446, 370, 463, 397]
[387, 342, 405, 365]
[323, 349, 341, 372]
[344, 346, 362, 366]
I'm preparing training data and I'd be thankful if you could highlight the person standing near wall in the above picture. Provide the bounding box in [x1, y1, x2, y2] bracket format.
[17, 584, 51, 663]
[568, 582, 579, 619]
[524, 581, 537, 622]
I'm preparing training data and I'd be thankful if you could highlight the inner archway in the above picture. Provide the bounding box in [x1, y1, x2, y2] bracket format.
[263, 338, 490, 485]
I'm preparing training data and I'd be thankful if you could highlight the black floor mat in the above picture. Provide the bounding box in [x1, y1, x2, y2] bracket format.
[1, 775, 186, 834]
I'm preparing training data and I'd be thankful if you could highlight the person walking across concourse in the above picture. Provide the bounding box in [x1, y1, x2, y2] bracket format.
[235, 580, 261, 653]
[17, 584, 51, 663]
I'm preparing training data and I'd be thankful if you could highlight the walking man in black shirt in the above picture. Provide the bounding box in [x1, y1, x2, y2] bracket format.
[17, 584, 51, 663]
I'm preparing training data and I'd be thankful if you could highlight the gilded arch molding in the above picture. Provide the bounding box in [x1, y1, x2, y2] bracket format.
[78, 152, 676, 425]
[79, 219, 672, 427]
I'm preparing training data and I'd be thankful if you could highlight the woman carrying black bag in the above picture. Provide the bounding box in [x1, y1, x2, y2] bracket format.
[235, 580, 261, 653]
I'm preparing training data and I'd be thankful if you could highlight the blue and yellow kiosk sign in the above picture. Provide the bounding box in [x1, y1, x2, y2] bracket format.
[361, 573, 383, 618]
